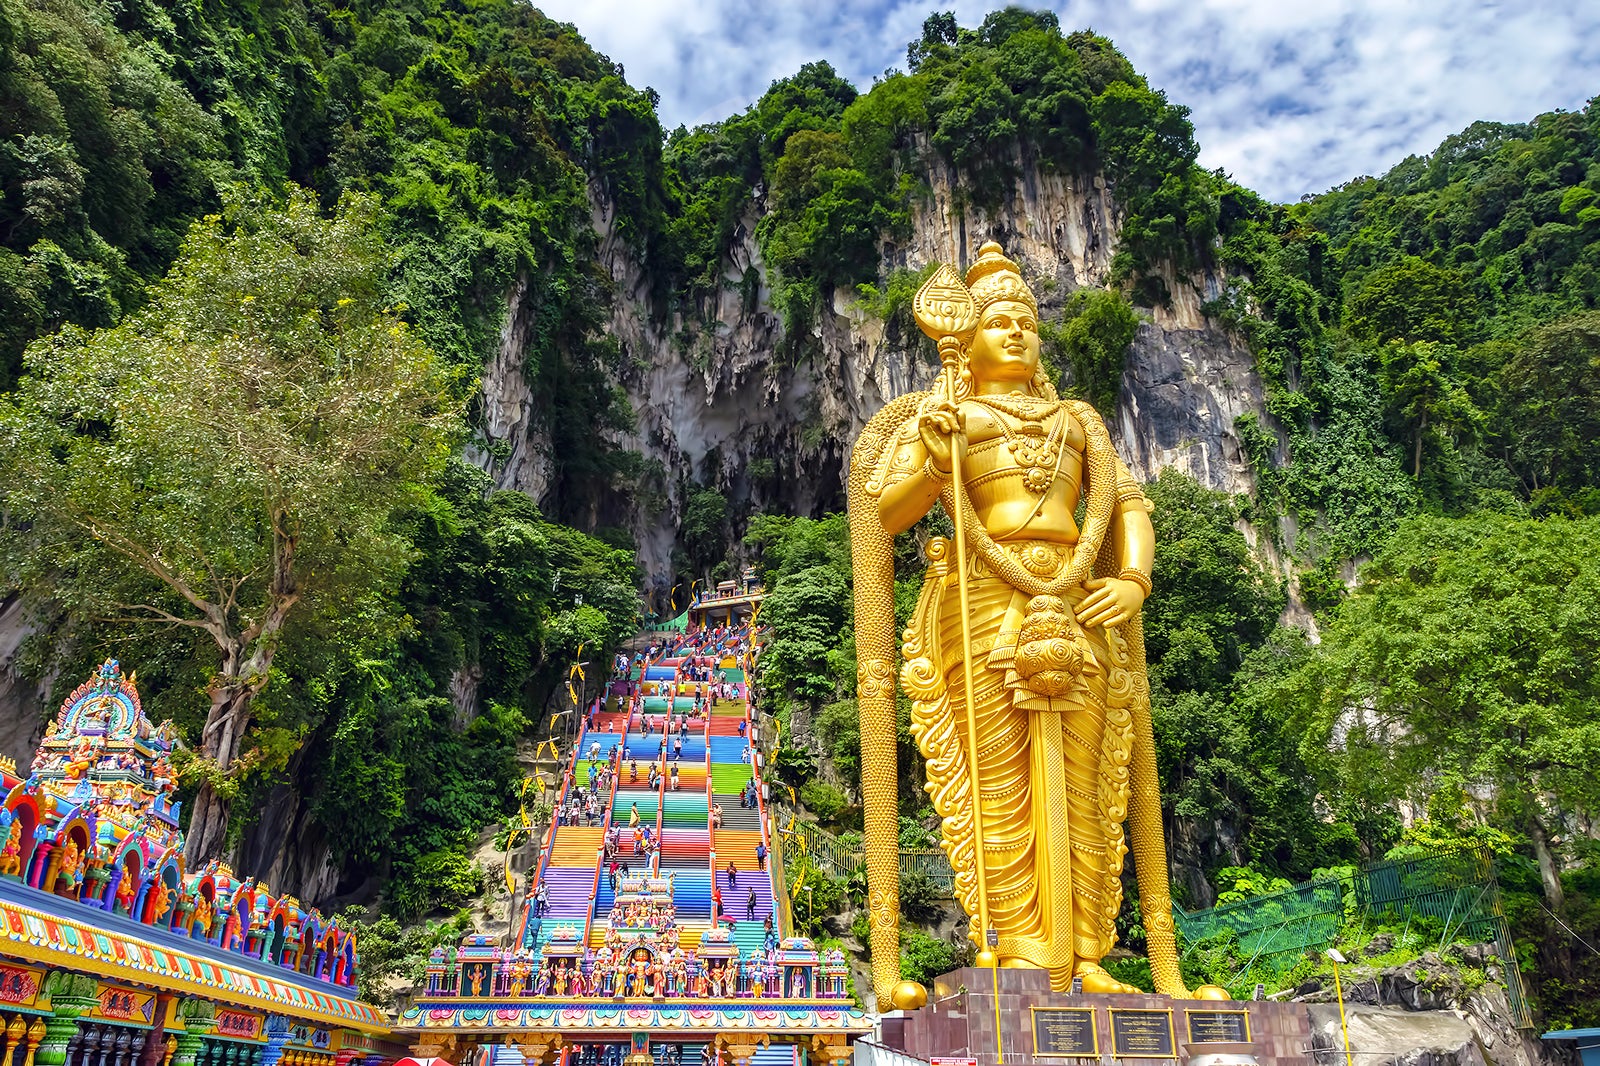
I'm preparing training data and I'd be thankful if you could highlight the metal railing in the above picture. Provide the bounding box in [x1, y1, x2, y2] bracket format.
[770, 804, 958, 895]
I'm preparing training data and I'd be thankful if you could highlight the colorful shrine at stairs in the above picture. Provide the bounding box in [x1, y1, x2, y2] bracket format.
[395, 627, 869, 1066]
[0, 661, 396, 1066]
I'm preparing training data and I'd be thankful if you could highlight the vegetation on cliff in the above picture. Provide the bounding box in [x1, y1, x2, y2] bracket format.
[1, 0, 1597, 1025]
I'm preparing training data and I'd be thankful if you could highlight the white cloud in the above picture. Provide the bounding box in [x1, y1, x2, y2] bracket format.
[532, 0, 1600, 201]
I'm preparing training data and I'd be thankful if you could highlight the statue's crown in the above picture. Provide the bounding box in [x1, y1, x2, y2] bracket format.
[965, 241, 1037, 317]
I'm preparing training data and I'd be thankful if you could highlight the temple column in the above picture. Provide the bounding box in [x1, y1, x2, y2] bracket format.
[22, 1018, 47, 1066]
[167, 1002, 214, 1066]
[511, 1037, 562, 1066]
[712, 1038, 766, 1066]
[807, 1040, 848, 1066]
[36, 974, 98, 1066]
[4, 1014, 27, 1066]
[406, 1037, 456, 1064]
[138, 996, 172, 1066]
[255, 1018, 289, 1066]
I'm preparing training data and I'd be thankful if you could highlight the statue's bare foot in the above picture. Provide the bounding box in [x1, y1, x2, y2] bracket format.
[1075, 962, 1142, 995]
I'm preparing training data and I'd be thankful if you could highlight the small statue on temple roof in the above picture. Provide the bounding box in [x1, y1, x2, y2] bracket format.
[0, 822, 21, 879]
[148, 878, 174, 922]
[54, 839, 83, 893]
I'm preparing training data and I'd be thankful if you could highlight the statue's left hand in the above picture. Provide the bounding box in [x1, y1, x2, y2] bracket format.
[1076, 577, 1145, 629]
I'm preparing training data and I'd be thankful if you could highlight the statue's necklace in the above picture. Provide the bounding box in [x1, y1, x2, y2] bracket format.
[973, 395, 1068, 495]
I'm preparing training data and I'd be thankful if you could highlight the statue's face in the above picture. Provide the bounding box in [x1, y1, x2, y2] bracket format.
[968, 299, 1040, 384]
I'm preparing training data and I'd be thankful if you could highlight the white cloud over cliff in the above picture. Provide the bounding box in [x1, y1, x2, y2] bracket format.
[531, 0, 1599, 201]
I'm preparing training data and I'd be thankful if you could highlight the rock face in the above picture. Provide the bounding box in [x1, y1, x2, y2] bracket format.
[0, 595, 49, 770]
[476, 156, 1273, 581]
[1299, 949, 1560, 1066]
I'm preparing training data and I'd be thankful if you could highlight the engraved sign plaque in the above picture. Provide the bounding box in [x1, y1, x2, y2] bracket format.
[1031, 1007, 1098, 1055]
[1186, 1009, 1251, 1044]
[1109, 1009, 1175, 1058]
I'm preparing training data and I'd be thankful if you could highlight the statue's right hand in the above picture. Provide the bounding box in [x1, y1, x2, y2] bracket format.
[918, 401, 965, 474]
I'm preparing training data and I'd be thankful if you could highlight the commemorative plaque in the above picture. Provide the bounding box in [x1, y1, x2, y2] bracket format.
[1031, 1007, 1097, 1055]
[1109, 1009, 1175, 1058]
[1186, 1009, 1251, 1043]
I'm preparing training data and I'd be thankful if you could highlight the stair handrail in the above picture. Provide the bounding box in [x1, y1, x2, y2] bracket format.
[703, 669, 720, 928]
[515, 705, 587, 947]
[652, 724, 666, 878]
[743, 671, 781, 942]
[767, 811, 794, 937]
[581, 843, 603, 956]
[588, 744, 625, 953]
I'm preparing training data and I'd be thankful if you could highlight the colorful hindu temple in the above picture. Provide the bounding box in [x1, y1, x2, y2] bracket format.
[2, 647, 871, 1066]
[394, 627, 869, 1066]
[0, 661, 396, 1066]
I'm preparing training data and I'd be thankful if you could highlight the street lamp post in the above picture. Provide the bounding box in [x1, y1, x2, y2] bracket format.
[1325, 948, 1354, 1066]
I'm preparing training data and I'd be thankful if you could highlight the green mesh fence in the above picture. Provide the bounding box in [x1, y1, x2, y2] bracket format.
[1173, 846, 1531, 1029]
[1173, 877, 1345, 975]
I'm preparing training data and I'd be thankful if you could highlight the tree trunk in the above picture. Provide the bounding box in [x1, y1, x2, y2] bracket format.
[185, 783, 229, 864]
[1414, 411, 1427, 479]
[184, 518, 297, 864]
[1527, 812, 1572, 977]
[183, 680, 261, 863]
[1528, 812, 1566, 914]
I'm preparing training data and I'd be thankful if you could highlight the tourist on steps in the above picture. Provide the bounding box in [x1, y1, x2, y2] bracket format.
[746, 887, 758, 921]
[726, 861, 738, 889]
[755, 841, 767, 870]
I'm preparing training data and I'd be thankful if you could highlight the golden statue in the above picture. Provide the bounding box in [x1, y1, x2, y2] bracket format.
[851, 243, 1220, 1006]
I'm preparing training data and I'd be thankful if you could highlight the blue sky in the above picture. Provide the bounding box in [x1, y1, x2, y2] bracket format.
[531, 0, 1600, 202]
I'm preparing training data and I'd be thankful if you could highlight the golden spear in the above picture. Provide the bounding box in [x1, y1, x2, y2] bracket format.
[913, 265, 996, 967]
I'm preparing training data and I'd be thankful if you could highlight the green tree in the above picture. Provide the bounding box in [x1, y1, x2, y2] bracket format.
[1486, 312, 1600, 504]
[1377, 340, 1483, 479]
[1345, 257, 1475, 346]
[681, 486, 729, 572]
[1291, 513, 1600, 914]
[0, 188, 460, 860]
[1041, 287, 1140, 413]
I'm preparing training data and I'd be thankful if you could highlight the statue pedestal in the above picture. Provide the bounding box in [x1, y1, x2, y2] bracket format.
[879, 968, 1312, 1066]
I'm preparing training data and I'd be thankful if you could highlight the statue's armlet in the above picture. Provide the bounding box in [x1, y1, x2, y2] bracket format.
[869, 413, 928, 497]
[1113, 457, 1151, 513]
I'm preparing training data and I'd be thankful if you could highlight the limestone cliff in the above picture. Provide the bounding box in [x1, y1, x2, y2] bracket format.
[475, 154, 1273, 582]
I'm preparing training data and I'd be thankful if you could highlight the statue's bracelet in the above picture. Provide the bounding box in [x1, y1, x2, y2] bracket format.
[923, 458, 952, 482]
[1118, 567, 1153, 596]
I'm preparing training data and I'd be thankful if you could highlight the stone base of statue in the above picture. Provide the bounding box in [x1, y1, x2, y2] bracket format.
[876, 968, 1313, 1066]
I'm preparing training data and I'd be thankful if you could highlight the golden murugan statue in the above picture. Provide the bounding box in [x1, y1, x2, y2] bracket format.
[851, 243, 1220, 1007]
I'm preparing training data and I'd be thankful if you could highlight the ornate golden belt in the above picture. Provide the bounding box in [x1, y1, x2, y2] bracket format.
[965, 538, 1079, 580]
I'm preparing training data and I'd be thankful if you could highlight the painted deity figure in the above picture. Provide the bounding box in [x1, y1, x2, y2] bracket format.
[115, 869, 137, 914]
[0, 823, 21, 878]
[54, 840, 82, 893]
[851, 243, 1219, 1005]
[629, 955, 650, 996]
